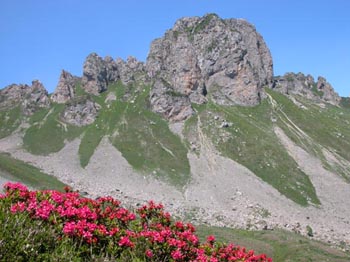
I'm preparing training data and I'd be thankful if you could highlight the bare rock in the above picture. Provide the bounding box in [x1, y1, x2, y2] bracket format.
[150, 79, 194, 121]
[146, 14, 273, 120]
[81, 53, 146, 95]
[51, 70, 78, 103]
[104, 56, 119, 83]
[317, 76, 341, 105]
[81, 53, 109, 95]
[0, 84, 27, 110]
[273, 73, 341, 105]
[61, 98, 101, 126]
[273, 73, 316, 99]
[115, 56, 147, 85]
[0, 80, 50, 115]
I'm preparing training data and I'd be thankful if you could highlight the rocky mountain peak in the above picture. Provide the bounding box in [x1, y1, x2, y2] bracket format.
[146, 13, 273, 121]
[81, 53, 146, 95]
[51, 70, 78, 103]
[115, 56, 147, 85]
[273, 73, 341, 105]
[316, 76, 341, 105]
[81, 53, 109, 95]
[0, 80, 50, 115]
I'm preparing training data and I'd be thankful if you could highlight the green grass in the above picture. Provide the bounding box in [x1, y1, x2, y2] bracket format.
[73, 81, 86, 96]
[23, 104, 84, 155]
[0, 106, 22, 139]
[0, 152, 66, 191]
[108, 82, 190, 188]
[311, 83, 324, 98]
[267, 89, 350, 181]
[78, 125, 104, 168]
[196, 226, 350, 262]
[340, 97, 350, 109]
[76, 81, 191, 187]
[193, 13, 219, 34]
[23, 81, 89, 156]
[185, 98, 320, 206]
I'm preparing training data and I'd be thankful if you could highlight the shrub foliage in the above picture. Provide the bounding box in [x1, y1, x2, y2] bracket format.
[0, 182, 271, 261]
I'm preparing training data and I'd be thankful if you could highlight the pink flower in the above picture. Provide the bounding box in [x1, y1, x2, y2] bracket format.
[64, 185, 72, 192]
[109, 227, 120, 236]
[4, 182, 28, 192]
[145, 249, 153, 258]
[0, 183, 273, 261]
[35, 200, 55, 220]
[10, 202, 26, 213]
[63, 221, 76, 235]
[175, 221, 184, 230]
[171, 249, 183, 260]
[207, 235, 216, 243]
[118, 236, 134, 248]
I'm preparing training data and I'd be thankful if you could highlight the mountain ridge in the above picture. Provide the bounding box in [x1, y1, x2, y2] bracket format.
[1, 14, 350, 250]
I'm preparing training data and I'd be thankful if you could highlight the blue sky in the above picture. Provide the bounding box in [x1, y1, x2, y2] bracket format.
[1, 0, 349, 96]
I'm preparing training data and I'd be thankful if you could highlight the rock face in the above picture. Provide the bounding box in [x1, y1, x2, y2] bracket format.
[61, 98, 101, 126]
[0, 80, 50, 115]
[104, 56, 119, 84]
[81, 53, 110, 95]
[116, 56, 147, 86]
[51, 70, 78, 103]
[316, 76, 341, 105]
[81, 53, 146, 95]
[146, 14, 273, 121]
[273, 73, 341, 105]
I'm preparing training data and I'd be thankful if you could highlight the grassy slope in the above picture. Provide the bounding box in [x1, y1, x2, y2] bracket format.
[196, 226, 350, 262]
[5, 82, 349, 202]
[268, 89, 350, 181]
[13, 80, 189, 188]
[23, 103, 84, 155]
[0, 106, 22, 139]
[185, 99, 320, 206]
[0, 152, 66, 191]
[81, 82, 190, 188]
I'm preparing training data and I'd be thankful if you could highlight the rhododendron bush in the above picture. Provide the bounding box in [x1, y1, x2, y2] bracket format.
[0, 182, 272, 261]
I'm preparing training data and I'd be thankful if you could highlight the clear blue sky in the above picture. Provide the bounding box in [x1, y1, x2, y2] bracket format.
[1, 0, 349, 97]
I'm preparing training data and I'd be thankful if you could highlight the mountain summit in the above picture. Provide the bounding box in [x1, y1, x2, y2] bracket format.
[146, 14, 273, 120]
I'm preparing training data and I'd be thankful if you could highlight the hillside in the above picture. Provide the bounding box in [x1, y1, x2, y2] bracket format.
[0, 14, 350, 253]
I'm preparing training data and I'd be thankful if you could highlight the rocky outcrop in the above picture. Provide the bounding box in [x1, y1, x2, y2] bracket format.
[81, 53, 147, 95]
[116, 56, 147, 85]
[81, 53, 110, 95]
[150, 79, 194, 121]
[273, 73, 341, 105]
[0, 80, 50, 115]
[61, 98, 101, 126]
[104, 56, 119, 84]
[23, 80, 51, 115]
[316, 77, 341, 105]
[146, 13, 273, 121]
[51, 70, 78, 103]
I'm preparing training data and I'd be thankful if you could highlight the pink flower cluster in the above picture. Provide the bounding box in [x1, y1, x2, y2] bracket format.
[1, 182, 272, 261]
